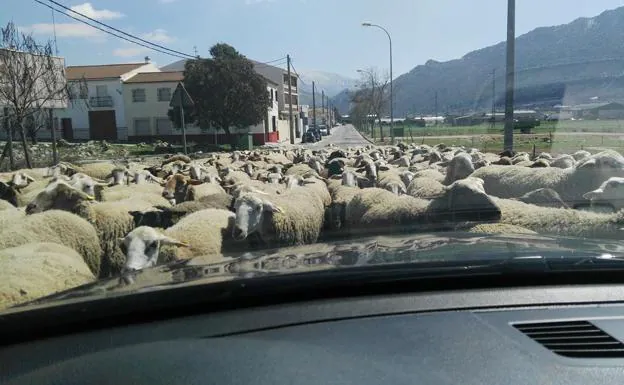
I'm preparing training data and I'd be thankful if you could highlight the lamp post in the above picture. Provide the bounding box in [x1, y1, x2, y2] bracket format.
[362, 22, 393, 143]
[357, 69, 375, 137]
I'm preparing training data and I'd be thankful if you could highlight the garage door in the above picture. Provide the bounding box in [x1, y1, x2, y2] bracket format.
[134, 119, 151, 136]
[156, 118, 173, 135]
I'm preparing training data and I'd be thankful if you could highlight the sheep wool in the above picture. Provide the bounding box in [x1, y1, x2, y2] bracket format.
[0, 210, 101, 276]
[0, 243, 95, 310]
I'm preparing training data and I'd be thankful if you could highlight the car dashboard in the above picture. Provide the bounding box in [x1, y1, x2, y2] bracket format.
[4, 284, 624, 384]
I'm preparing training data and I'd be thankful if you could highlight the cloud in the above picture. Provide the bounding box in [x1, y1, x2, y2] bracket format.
[140, 29, 175, 44]
[113, 46, 150, 58]
[69, 2, 124, 20]
[21, 23, 104, 38]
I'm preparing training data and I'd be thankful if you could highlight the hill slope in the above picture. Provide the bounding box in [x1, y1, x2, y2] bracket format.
[335, 7, 624, 115]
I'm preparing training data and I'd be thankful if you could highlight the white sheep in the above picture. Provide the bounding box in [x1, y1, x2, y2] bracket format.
[470, 150, 624, 206]
[406, 177, 446, 199]
[0, 242, 95, 310]
[443, 153, 474, 185]
[582, 177, 624, 211]
[121, 208, 236, 272]
[0, 209, 102, 275]
[551, 154, 576, 169]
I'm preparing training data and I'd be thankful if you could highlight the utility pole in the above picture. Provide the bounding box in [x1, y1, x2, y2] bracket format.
[491, 69, 496, 129]
[321, 90, 325, 126]
[287, 54, 295, 144]
[434, 91, 438, 119]
[49, 109, 57, 164]
[312, 81, 317, 132]
[504, 0, 516, 151]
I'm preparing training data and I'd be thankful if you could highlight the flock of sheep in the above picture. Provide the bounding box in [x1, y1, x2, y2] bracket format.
[2, 142, 624, 310]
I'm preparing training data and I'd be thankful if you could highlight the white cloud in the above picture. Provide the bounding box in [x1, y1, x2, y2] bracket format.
[140, 29, 175, 44]
[113, 46, 150, 57]
[21, 23, 104, 38]
[69, 2, 124, 20]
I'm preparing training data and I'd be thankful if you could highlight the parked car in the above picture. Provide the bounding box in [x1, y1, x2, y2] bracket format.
[318, 125, 328, 136]
[302, 131, 317, 143]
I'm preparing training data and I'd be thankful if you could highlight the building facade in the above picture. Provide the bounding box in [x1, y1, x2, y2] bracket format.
[56, 60, 159, 141]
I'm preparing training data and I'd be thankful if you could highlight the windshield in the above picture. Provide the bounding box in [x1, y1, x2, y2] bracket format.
[3, 0, 624, 312]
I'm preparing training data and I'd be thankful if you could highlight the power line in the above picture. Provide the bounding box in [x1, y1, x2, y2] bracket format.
[35, 0, 195, 59]
[289, 59, 306, 86]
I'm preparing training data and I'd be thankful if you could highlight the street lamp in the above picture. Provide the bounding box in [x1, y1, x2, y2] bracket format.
[362, 22, 393, 143]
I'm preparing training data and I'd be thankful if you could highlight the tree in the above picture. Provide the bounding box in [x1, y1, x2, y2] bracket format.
[169, 43, 270, 148]
[356, 67, 390, 141]
[0, 22, 71, 169]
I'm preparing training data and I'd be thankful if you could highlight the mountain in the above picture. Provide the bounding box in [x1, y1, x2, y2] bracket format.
[297, 70, 358, 106]
[334, 6, 624, 116]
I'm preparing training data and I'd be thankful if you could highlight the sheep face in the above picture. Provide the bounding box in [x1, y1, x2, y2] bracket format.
[108, 168, 129, 186]
[25, 181, 94, 215]
[583, 177, 624, 211]
[384, 182, 406, 196]
[342, 171, 358, 187]
[0, 181, 18, 207]
[430, 177, 501, 223]
[189, 165, 203, 180]
[120, 226, 189, 273]
[161, 174, 202, 205]
[232, 195, 282, 241]
[10, 172, 35, 189]
[444, 154, 474, 185]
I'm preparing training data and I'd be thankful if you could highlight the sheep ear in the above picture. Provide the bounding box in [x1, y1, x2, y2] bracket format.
[159, 236, 190, 248]
[378, 165, 390, 171]
[263, 201, 283, 213]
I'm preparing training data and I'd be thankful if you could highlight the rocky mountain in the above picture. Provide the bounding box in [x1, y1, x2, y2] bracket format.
[297, 70, 358, 106]
[333, 6, 624, 115]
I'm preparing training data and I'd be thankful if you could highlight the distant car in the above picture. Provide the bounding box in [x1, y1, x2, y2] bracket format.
[318, 125, 328, 136]
[302, 131, 316, 143]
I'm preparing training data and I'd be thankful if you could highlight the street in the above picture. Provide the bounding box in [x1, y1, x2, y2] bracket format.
[308, 124, 371, 148]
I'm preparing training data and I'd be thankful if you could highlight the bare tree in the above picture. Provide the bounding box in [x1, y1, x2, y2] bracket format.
[356, 67, 390, 141]
[0, 21, 70, 169]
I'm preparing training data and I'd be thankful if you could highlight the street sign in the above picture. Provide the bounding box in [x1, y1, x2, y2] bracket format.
[169, 82, 194, 108]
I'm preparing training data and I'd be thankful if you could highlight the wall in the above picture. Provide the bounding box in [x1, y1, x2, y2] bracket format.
[276, 118, 291, 143]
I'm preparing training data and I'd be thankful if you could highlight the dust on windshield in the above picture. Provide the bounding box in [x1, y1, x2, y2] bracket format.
[2, 0, 624, 310]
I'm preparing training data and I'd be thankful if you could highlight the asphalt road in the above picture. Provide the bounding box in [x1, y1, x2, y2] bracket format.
[309, 124, 371, 148]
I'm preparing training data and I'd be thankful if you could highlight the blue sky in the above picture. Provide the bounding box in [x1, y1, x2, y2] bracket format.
[4, 0, 624, 80]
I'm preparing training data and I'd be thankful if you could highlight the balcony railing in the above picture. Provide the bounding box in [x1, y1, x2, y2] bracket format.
[89, 96, 113, 108]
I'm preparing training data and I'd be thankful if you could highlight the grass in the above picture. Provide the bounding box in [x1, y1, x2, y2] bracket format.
[356, 120, 624, 155]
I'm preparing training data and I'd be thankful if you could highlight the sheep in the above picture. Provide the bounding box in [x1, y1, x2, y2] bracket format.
[232, 184, 326, 248]
[573, 150, 592, 161]
[344, 177, 501, 235]
[0, 210, 101, 275]
[513, 188, 569, 209]
[491, 196, 624, 240]
[0, 199, 16, 211]
[221, 168, 252, 186]
[100, 183, 171, 206]
[5, 171, 35, 189]
[131, 169, 163, 184]
[0, 181, 19, 207]
[551, 155, 576, 169]
[462, 223, 537, 235]
[530, 159, 550, 168]
[377, 170, 407, 195]
[582, 177, 624, 211]
[24, 182, 159, 277]
[60, 161, 119, 180]
[470, 150, 624, 206]
[162, 154, 191, 165]
[121, 208, 236, 273]
[443, 153, 474, 185]
[129, 193, 233, 229]
[493, 157, 513, 165]
[325, 183, 361, 232]
[160, 174, 226, 205]
[406, 177, 446, 199]
[411, 169, 445, 183]
[0, 242, 96, 310]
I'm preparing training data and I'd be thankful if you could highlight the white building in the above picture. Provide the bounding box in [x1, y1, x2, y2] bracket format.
[56, 60, 159, 141]
[123, 71, 283, 145]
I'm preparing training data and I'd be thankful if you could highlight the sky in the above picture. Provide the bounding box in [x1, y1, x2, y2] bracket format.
[4, 0, 624, 82]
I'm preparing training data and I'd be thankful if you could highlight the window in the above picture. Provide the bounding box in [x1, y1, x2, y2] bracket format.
[157, 88, 171, 102]
[134, 118, 151, 135]
[96, 85, 108, 97]
[132, 88, 146, 103]
[156, 117, 173, 135]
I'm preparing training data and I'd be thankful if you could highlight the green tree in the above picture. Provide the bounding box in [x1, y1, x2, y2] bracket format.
[169, 43, 270, 148]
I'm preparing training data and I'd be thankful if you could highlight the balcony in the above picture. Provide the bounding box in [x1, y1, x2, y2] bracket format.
[89, 96, 114, 108]
[283, 85, 297, 94]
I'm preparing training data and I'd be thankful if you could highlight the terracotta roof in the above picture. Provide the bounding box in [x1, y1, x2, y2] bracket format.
[124, 71, 184, 84]
[66, 63, 147, 80]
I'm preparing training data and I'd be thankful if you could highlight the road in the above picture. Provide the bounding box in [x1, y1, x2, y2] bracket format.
[308, 124, 371, 148]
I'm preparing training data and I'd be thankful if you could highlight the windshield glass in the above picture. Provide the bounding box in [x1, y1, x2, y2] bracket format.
[3, 0, 624, 312]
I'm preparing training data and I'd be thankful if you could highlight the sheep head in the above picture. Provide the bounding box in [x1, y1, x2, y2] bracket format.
[25, 181, 95, 215]
[583, 177, 624, 211]
[428, 177, 501, 223]
[106, 168, 130, 186]
[0, 181, 18, 207]
[232, 194, 282, 241]
[120, 226, 189, 273]
[161, 174, 203, 204]
[10, 172, 35, 189]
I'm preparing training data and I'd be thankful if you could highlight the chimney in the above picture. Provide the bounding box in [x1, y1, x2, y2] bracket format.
[144, 56, 151, 64]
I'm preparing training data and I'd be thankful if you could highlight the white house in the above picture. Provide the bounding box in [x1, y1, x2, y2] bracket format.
[56, 59, 159, 141]
[123, 71, 283, 145]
